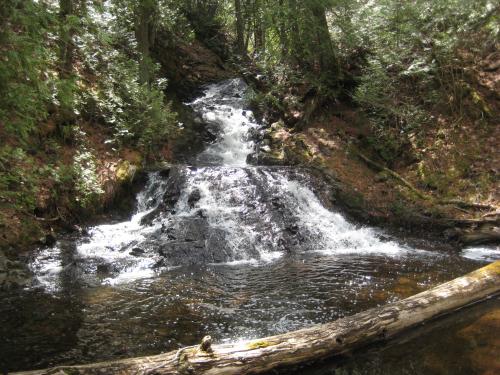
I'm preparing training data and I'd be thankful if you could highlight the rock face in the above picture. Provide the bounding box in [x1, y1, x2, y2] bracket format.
[0, 250, 30, 289]
[130, 166, 339, 267]
[152, 32, 233, 99]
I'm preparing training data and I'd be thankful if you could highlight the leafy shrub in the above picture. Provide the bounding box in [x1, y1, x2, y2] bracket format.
[0, 1, 55, 142]
[0, 146, 40, 211]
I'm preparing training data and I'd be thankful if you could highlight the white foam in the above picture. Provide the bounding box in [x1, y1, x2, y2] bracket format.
[461, 246, 500, 262]
[271, 173, 419, 257]
[103, 258, 157, 286]
[29, 245, 64, 291]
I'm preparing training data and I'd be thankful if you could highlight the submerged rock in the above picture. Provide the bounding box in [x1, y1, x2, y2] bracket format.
[130, 248, 145, 256]
[0, 250, 31, 289]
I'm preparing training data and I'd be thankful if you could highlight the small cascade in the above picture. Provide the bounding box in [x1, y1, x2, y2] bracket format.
[188, 78, 259, 166]
[7, 78, 496, 372]
[29, 78, 496, 289]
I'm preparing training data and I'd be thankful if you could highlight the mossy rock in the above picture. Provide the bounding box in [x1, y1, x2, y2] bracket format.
[374, 171, 390, 183]
[470, 90, 491, 116]
[337, 189, 366, 211]
[116, 160, 137, 183]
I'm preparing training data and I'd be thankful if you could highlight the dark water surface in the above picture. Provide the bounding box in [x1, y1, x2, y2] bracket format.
[292, 296, 500, 375]
[1, 79, 498, 373]
[0, 253, 490, 372]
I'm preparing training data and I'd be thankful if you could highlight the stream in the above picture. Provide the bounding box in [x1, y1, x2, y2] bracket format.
[1, 79, 498, 373]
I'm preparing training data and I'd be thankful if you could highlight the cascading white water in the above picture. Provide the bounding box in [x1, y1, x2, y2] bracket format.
[10, 78, 498, 372]
[29, 78, 499, 290]
[189, 78, 258, 166]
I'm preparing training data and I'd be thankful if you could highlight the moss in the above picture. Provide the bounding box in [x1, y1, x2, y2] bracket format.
[471, 90, 491, 116]
[246, 340, 274, 349]
[116, 160, 137, 182]
[478, 261, 500, 277]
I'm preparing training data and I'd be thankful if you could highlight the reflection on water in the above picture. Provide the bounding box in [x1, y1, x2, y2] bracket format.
[0, 253, 488, 372]
[1, 79, 498, 373]
[295, 296, 500, 375]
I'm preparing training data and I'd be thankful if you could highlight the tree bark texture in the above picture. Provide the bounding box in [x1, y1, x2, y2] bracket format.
[234, 0, 245, 53]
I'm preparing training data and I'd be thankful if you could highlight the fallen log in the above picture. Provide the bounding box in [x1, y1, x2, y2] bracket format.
[17, 261, 500, 375]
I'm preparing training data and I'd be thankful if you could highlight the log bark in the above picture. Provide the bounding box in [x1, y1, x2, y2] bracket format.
[16, 261, 500, 375]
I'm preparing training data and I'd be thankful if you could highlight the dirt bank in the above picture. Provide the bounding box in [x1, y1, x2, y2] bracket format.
[246, 55, 499, 246]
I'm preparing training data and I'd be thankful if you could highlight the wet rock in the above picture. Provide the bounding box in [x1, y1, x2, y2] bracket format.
[45, 233, 57, 246]
[188, 189, 202, 208]
[119, 240, 138, 252]
[183, 218, 210, 242]
[246, 127, 261, 142]
[163, 226, 176, 240]
[153, 258, 167, 268]
[196, 209, 207, 218]
[285, 224, 299, 235]
[140, 206, 163, 226]
[159, 168, 171, 178]
[96, 264, 112, 274]
[246, 152, 258, 165]
[154, 215, 259, 265]
[130, 248, 145, 256]
[39, 233, 57, 247]
[271, 196, 285, 209]
[202, 129, 218, 143]
[162, 167, 186, 207]
[0, 250, 31, 289]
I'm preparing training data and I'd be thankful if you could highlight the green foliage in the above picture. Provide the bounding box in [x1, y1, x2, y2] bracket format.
[0, 0, 56, 142]
[0, 0, 180, 224]
[135, 87, 177, 156]
[249, 90, 284, 114]
[77, 1, 177, 157]
[72, 142, 104, 208]
[1, 0, 498, 226]
[351, 0, 499, 161]
[0, 147, 38, 211]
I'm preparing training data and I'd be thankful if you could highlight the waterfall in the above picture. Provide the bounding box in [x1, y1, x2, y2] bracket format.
[29, 78, 498, 289]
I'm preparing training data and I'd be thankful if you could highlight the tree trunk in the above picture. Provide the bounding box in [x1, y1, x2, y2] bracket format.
[15, 261, 500, 375]
[59, 0, 74, 76]
[253, 0, 264, 53]
[234, 0, 245, 53]
[277, 0, 289, 60]
[135, 0, 157, 85]
[307, 1, 339, 78]
[288, 0, 301, 64]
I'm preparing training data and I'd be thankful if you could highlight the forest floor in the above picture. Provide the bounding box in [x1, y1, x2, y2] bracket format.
[255, 53, 499, 245]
